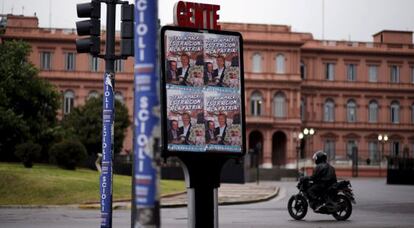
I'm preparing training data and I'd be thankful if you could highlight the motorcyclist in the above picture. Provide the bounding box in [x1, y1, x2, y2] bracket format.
[308, 150, 337, 210]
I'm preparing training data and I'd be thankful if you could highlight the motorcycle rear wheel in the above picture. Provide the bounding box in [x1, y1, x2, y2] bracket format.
[287, 195, 308, 220]
[332, 194, 352, 221]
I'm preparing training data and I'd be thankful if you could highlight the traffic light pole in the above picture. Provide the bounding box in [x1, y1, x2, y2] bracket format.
[100, 1, 116, 228]
[76, 1, 136, 227]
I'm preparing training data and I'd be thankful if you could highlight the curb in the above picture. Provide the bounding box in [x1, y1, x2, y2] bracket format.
[78, 190, 189, 210]
[1, 187, 280, 210]
[219, 187, 280, 206]
[0, 204, 80, 209]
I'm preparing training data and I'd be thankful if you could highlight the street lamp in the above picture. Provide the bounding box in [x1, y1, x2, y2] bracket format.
[309, 128, 315, 136]
[301, 128, 315, 160]
[295, 128, 316, 179]
[378, 134, 388, 177]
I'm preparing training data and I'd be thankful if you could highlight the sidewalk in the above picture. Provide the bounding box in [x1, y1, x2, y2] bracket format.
[80, 182, 279, 209]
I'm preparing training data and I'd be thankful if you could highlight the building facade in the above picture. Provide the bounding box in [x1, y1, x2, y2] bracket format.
[2, 15, 414, 176]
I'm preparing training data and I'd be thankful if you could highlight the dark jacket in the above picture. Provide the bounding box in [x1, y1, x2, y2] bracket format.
[204, 70, 216, 85]
[178, 124, 191, 144]
[310, 162, 337, 186]
[214, 125, 227, 145]
[213, 66, 226, 86]
[177, 65, 190, 85]
[167, 69, 179, 82]
[205, 129, 216, 144]
[167, 128, 180, 143]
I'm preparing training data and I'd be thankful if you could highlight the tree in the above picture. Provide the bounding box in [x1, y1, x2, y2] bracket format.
[62, 96, 130, 155]
[49, 140, 87, 170]
[0, 40, 60, 161]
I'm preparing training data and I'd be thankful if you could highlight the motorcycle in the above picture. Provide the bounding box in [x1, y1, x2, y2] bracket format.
[287, 176, 356, 221]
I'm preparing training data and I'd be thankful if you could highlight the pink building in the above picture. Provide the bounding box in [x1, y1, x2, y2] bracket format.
[2, 15, 414, 176]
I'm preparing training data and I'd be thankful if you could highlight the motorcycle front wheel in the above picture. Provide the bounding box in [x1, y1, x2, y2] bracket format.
[287, 194, 308, 220]
[332, 194, 352, 221]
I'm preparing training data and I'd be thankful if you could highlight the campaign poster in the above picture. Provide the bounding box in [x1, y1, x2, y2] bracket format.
[203, 34, 240, 88]
[204, 87, 242, 153]
[166, 86, 205, 152]
[164, 30, 205, 87]
[162, 27, 244, 154]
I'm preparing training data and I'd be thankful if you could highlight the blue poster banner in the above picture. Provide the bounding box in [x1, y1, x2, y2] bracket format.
[100, 72, 114, 227]
[132, 0, 159, 226]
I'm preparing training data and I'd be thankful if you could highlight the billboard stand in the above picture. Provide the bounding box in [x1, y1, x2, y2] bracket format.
[160, 25, 246, 228]
[179, 156, 232, 228]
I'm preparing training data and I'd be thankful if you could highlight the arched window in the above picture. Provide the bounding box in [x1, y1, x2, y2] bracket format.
[87, 90, 99, 100]
[324, 139, 336, 161]
[390, 101, 400, 124]
[324, 99, 335, 122]
[63, 90, 75, 115]
[276, 54, 285, 74]
[252, 53, 262, 73]
[300, 99, 305, 121]
[368, 141, 379, 164]
[115, 91, 124, 104]
[300, 61, 306, 79]
[368, 100, 378, 123]
[273, 92, 286, 118]
[347, 99, 357, 122]
[250, 91, 263, 116]
[346, 140, 358, 159]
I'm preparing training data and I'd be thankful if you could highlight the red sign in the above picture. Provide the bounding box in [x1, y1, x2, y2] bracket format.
[173, 1, 221, 30]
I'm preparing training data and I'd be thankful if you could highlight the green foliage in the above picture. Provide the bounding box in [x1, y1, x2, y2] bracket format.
[0, 40, 60, 161]
[48, 140, 88, 170]
[62, 96, 130, 155]
[14, 142, 42, 168]
[0, 163, 185, 205]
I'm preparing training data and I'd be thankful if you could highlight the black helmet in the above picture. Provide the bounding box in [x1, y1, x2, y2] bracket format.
[312, 150, 327, 165]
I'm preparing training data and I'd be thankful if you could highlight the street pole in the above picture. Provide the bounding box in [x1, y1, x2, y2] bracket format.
[380, 142, 384, 177]
[296, 146, 300, 179]
[256, 154, 260, 185]
[100, 1, 116, 227]
[131, 0, 161, 227]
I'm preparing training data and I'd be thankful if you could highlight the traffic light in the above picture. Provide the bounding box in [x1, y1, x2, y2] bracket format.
[75, 0, 101, 55]
[120, 4, 134, 57]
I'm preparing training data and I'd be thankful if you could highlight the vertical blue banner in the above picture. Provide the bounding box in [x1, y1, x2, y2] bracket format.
[100, 72, 114, 228]
[132, 0, 160, 227]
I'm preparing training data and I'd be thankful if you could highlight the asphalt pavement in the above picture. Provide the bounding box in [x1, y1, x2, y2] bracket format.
[1, 178, 414, 227]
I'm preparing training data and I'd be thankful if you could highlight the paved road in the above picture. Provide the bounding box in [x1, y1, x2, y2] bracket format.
[1, 178, 414, 227]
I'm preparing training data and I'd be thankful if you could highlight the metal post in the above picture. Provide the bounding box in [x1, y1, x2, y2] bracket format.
[255, 143, 261, 185]
[131, 0, 160, 227]
[256, 156, 260, 185]
[100, 1, 116, 227]
[296, 145, 300, 179]
[179, 156, 227, 228]
[380, 142, 384, 177]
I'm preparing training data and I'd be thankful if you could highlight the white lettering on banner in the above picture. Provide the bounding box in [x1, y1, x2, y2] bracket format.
[136, 0, 148, 62]
[137, 198, 148, 203]
[136, 96, 149, 172]
[104, 88, 110, 109]
[101, 175, 107, 204]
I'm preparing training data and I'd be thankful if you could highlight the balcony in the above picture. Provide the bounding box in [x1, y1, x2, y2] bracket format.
[303, 121, 414, 131]
[302, 79, 414, 92]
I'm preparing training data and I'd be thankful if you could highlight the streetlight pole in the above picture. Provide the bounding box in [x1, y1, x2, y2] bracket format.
[297, 132, 304, 178]
[378, 134, 388, 177]
[300, 128, 315, 175]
